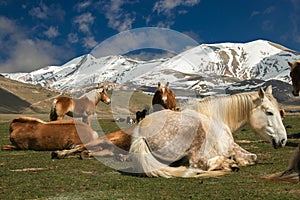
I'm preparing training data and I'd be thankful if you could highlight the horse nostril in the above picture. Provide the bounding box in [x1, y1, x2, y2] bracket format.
[292, 91, 299, 96]
[281, 139, 285, 145]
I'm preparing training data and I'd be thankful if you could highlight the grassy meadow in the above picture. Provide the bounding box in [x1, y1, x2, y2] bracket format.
[0, 113, 300, 199]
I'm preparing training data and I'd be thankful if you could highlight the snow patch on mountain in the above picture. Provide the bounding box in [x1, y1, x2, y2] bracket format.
[2, 40, 300, 95]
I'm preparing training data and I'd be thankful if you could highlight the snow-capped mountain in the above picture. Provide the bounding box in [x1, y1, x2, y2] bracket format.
[2, 40, 300, 96]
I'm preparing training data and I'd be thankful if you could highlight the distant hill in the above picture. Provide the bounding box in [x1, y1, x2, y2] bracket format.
[0, 76, 153, 118]
[0, 76, 61, 114]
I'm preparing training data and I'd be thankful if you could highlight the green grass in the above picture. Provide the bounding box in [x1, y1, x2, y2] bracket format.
[0, 115, 300, 199]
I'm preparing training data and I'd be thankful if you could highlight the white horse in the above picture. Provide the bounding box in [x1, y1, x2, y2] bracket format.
[129, 86, 287, 178]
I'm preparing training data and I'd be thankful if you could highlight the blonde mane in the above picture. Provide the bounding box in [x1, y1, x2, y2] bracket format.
[80, 88, 107, 106]
[185, 91, 279, 132]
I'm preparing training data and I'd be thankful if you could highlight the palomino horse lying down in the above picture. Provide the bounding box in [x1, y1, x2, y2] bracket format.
[129, 86, 287, 178]
[288, 60, 300, 96]
[1, 117, 98, 151]
[50, 87, 111, 125]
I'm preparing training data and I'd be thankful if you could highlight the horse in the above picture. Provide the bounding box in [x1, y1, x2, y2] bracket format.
[152, 82, 176, 111]
[50, 88, 111, 125]
[136, 109, 148, 123]
[263, 143, 300, 183]
[129, 85, 287, 178]
[1, 117, 98, 151]
[288, 60, 300, 96]
[52, 125, 136, 159]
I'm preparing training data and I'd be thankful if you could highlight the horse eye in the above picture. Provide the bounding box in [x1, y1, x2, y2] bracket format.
[266, 111, 274, 116]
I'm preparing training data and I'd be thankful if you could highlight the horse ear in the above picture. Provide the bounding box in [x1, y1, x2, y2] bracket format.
[288, 61, 294, 69]
[280, 109, 285, 118]
[258, 87, 265, 99]
[158, 82, 161, 88]
[265, 85, 272, 94]
[166, 82, 169, 87]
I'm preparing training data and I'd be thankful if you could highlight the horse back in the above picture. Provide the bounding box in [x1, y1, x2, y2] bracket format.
[8, 118, 96, 150]
[55, 96, 74, 109]
[73, 97, 95, 115]
[105, 125, 136, 151]
[50, 96, 74, 120]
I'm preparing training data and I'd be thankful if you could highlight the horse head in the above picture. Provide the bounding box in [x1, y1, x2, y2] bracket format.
[97, 87, 111, 105]
[288, 60, 300, 96]
[249, 86, 287, 149]
[152, 82, 176, 110]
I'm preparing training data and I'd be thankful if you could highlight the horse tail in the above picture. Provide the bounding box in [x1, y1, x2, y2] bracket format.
[130, 137, 228, 178]
[49, 99, 58, 121]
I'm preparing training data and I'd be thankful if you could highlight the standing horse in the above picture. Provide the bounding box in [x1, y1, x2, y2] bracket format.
[50, 88, 111, 125]
[1, 117, 98, 151]
[129, 86, 287, 178]
[152, 82, 176, 111]
[288, 60, 300, 96]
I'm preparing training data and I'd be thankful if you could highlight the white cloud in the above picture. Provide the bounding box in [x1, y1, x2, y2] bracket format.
[43, 26, 59, 38]
[74, 0, 92, 12]
[28, 3, 65, 21]
[0, 16, 73, 73]
[0, 16, 17, 36]
[150, 0, 200, 28]
[83, 36, 98, 49]
[98, 0, 136, 32]
[73, 12, 95, 34]
[153, 0, 200, 15]
[68, 33, 79, 44]
[251, 6, 275, 18]
[91, 27, 199, 58]
[29, 3, 48, 19]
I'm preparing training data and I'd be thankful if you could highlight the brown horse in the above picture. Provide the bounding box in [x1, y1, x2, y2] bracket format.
[52, 125, 136, 159]
[288, 60, 300, 96]
[152, 82, 176, 111]
[263, 143, 300, 183]
[50, 88, 111, 125]
[1, 117, 98, 151]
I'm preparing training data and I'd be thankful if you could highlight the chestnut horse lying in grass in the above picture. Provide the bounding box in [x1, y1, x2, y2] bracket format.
[152, 82, 177, 111]
[288, 60, 300, 96]
[1, 117, 98, 151]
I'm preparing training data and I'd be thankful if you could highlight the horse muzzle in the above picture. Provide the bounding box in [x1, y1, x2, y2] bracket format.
[272, 138, 286, 149]
[292, 90, 299, 96]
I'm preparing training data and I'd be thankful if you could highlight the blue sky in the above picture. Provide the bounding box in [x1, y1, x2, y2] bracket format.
[0, 0, 300, 73]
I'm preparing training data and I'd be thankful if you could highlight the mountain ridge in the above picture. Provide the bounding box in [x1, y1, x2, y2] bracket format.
[2, 39, 300, 97]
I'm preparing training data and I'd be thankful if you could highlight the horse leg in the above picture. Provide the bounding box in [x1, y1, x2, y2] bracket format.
[232, 142, 257, 166]
[51, 145, 86, 159]
[206, 156, 239, 171]
[1, 144, 18, 151]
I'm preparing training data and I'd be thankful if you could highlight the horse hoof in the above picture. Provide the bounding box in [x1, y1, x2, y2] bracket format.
[231, 164, 240, 172]
[80, 151, 90, 160]
[51, 151, 59, 159]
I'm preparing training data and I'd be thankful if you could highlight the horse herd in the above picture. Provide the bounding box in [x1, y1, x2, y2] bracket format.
[1, 60, 300, 181]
